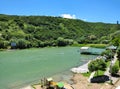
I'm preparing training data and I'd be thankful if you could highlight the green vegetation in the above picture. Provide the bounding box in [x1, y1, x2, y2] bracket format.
[93, 61, 110, 77]
[94, 70, 105, 77]
[72, 44, 107, 48]
[111, 65, 119, 75]
[0, 14, 120, 49]
[88, 59, 106, 76]
[85, 44, 107, 48]
[111, 31, 120, 47]
[82, 72, 91, 77]
[117, 47, 120, 67]
[72, 43, 86, 47]
[106, 61, 110, 67]
[115, 60, 120, 69]
[101, 50, 114, 61]
[82, 60, 110, 77]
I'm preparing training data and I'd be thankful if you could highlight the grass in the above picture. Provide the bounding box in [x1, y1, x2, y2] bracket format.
[114, 59, 120, 69]
[106, 61, 110, 67]
[94, 70, 105, 77]
[82, 72, 91, 77]
[72, 44, 86, 47]
[85, 44, 107, 48]
[93, 61, 111, 77]
[82, 61, 110, 77]
[0, 49, 6, 51]
[72, 43, 107, 48]
[82, 70, 105, 77]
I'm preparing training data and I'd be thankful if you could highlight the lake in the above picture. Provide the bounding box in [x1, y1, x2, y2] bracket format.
[0, 47, 104, 89]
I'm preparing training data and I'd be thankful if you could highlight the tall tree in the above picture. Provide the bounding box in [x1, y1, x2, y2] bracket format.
[117, 47, 120, 67]
[88, 59, 106, 76]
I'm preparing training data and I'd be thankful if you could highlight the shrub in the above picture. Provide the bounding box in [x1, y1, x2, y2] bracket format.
[111, 65, 119, 76]
[16, 39, 27, 49]
[88, 59, 106, 76]
[0, 40, 9, 49]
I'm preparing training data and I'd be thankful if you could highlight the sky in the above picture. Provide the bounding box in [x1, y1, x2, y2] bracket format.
[0, 0, 120, 23]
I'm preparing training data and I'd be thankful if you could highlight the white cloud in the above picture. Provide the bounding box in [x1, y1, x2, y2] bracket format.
[61, 14, 76, 19]
[82, 18, 87, 21]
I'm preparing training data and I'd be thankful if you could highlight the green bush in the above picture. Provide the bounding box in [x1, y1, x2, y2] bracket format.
[86, 44, 107, 48]
[111, 65, 119, 75]
[16, 39, 27, 49]
[88, 59, 106, 76]
[0, 40, 9, 49]
[0, 14, 119, 49]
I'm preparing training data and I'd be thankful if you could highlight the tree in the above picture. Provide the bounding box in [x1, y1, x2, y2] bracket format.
[16, 39, 27, 49]
[111, 65, 119, 76]
[88, 59, 106, 76]
[0, 14, 120, 49]
[0, 40, 9, 49]
[101, 50, 114, 61]
[57, 37, 67, 46]
[112, 38, 120, 47]
[111, 31, 120, 47]
[117, 46, 120, 67]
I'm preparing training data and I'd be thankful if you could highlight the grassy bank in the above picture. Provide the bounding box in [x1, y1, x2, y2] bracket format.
[114, 60, 120, 69]
[85, 44, 107, 48]
[0, 44, 107, 51]
[72, 44, 107, 48]
[82, 61, 110, 77]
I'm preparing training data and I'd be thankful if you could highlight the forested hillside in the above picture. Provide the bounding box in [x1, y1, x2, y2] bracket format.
[0, 14, 119, 49]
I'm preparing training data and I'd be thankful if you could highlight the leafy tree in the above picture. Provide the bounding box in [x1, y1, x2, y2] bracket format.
[112, 38, 120, 47]
[57, 37, 67, 46]
[88, 35, 97, 40]
[111, 65, 119, 75]
[0, 40, 9, 49]
[111, 31, 120, 47]
[101, 50, 114, 61]
[0, 14, 120, 49]
[16, 39, 27, 49]
[88, 59, 106, 76]
[117, 47, 120, 67]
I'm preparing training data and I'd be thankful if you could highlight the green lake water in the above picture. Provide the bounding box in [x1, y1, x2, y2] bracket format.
[0, 47, 104, 89]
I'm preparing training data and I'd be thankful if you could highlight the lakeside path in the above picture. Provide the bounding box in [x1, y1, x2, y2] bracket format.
[104, 54, 118, 84]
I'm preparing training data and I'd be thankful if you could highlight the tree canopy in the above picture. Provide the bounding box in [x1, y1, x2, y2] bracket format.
[0, 14, 119, 49]
[88, 59, 106, 76]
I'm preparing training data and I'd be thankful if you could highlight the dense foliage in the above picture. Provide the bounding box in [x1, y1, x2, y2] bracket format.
[0, 14, 119, 49]
[117, 47, 120, 67]
[101, 50, 114, 61]
[111, 65, 119, 75]
[88, 59, 106, 76]
[111, 31, 120, 47]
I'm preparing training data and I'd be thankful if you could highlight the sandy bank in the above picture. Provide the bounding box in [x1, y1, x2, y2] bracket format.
[71, 73, 113, 89]
[71, 61, 90, 73]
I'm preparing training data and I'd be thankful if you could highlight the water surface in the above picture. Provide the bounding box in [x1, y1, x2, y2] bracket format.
[0, 47, 104, 89]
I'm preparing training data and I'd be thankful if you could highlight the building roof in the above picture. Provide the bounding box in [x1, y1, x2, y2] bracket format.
[47, 77, 53, 81]
[106, 45, 117, 50]
[80, 47, 89, 50]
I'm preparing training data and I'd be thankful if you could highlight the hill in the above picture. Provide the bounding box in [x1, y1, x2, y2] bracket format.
[0, 14, 119, 49]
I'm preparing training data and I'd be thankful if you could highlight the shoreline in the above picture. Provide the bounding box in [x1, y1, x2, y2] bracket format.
[71, 60, 90, 73]
[20, 58, 120, 89]
[20, 61, 91, 89]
